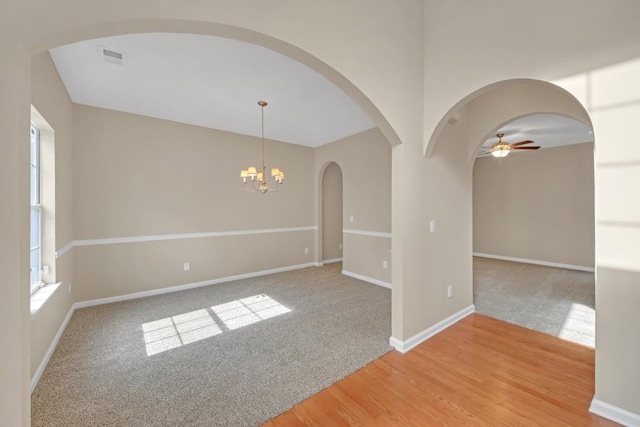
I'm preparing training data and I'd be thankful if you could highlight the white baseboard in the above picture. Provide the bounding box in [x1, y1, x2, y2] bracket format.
[31, 305, 75, 393]
[74, 262, 318, 309]
[473, 252, 595, 273]
[322, 258, 343, 264]
[31, 261, 319, 391]
[590, 399, 640, 426]
[341, 270, 391, 289]
[389, 305, 475, 353]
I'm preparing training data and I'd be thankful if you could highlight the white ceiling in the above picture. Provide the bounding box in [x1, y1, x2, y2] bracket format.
[479, 114, 593, 156]
[49, 34, 594, 152]
[49, 33, 376, 147]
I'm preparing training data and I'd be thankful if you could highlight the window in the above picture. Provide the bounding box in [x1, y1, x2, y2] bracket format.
[30, 124, 42, 294]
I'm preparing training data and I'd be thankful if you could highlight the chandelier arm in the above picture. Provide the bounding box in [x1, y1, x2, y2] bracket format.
[267, 179, 281, 192]
[244, 181, 256, 192]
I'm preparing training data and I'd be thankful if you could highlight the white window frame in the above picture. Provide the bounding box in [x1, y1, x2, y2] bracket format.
[30, 124, 43, 295]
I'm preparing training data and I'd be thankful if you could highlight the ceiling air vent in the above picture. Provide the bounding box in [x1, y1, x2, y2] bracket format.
[100, 47, 125, 65]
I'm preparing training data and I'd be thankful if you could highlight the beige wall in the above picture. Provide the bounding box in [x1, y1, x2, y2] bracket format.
[74, 232, 316, 302]
[555, 57, 640, 414]
[321, 162, 343, 261]
[403, 107, 474, 334]
[422, 0, 640, 155]
[30, 53, 74, 380]
[0, 41, 32, 426]
[73, 105, 315, 238]
[315, 128, 391, 285]
[72, 105, 316, 302]
[473, 142, 595, 268]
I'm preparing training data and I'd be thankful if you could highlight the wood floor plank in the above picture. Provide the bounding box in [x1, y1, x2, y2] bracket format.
[265, 314, 620, 426]
[390, 349, 554, 426]
[266, 409, 307, 427]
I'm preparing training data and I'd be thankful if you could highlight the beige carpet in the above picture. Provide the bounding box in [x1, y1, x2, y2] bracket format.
[31, 263, 391, 426]
[473, 257, 595, 347]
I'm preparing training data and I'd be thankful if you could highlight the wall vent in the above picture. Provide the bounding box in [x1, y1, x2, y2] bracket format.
[100, 47, 125, 65]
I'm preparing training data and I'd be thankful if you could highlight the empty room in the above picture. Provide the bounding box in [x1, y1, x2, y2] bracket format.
[28, 33, 393, 426]
[473, 114, 597, 348]
[3, 2, 640, 426]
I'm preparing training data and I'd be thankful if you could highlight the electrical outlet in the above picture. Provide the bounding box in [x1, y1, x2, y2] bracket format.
[349, 215, 354, 223]
[184, 262, 190, 271]
[304, 248, 309, 255]
[383, 260, 388, 269]
[339, 243, 343, 250]
[447, 285, 452, 298]
[429, 220, 436, 234]
[68, 282, 71, 294]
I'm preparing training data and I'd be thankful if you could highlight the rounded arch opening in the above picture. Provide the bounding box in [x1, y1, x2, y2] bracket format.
[425, 78, 593, 159]
[427, 78, 596, 349]
[316, 161, 344, 265]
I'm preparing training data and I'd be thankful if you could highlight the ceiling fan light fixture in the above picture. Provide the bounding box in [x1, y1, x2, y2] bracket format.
[491, 147, 510, 158]
[485, 132, 539, 158]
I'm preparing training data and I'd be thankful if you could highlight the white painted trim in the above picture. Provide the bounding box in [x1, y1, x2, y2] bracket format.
[389, 305, 475, 353]
[343, 229, 391, 238]
[322, 257, 343, 264]
[55, 226, 317, 255]
[342, 270, 391, 289]
[31, 305, 75, 394]
[30, 282, 62, 318]
[389, 336, 404, 351]
[473, 252, 595, 273]
[74, 262, 319, 309]
[590, 399, 640, 426]
[55, 241, 74, 259]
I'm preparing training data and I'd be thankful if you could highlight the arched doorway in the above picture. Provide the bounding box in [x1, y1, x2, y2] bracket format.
[4, 16, 410, 425]
[321, 162, 343, 264]
[424, 77, 595, 344]
[471, 113, 595, 347]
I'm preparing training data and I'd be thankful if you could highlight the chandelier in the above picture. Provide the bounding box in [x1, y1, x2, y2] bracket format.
[240, 101, 284, 194]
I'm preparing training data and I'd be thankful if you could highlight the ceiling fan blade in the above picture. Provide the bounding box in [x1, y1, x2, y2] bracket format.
[477, 151, 492, 155]
[510, 140, 535, 147]
[512, 146, 540, 150]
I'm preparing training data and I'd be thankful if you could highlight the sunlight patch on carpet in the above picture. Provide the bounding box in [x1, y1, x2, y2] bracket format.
[142, 295, 291, 356]
[559, 303, 595, 348]
[211, 294, 291, 331]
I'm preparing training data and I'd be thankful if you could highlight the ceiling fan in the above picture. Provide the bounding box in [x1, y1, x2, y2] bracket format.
[480, 133, 541, 158]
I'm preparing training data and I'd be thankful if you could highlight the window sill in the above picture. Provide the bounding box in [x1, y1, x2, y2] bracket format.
[31, 282, 62, 318]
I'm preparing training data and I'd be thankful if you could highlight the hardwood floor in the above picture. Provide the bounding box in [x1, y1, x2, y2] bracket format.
[264, 314, 618, 426]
